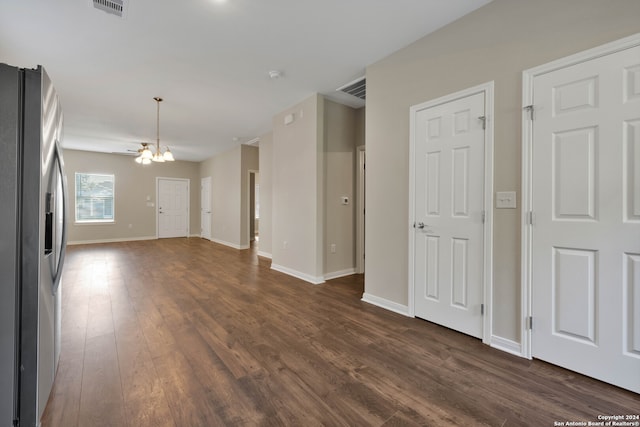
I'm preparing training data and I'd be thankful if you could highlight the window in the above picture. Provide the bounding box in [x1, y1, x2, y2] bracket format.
[75, 173, 114, 222]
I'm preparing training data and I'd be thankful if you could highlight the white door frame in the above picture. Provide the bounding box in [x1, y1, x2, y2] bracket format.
[521, 32, 640, 359]
[356, 145, 366, 274]
[408, 81, 494, 345]
[247, 169, 259, 245]
[201, 176, 212, 240]
[156, 177, 190, 239]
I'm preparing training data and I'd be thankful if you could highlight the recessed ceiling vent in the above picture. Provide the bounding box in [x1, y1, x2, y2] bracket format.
[336, 76, 366, 100]
[92, 0, 126, 17]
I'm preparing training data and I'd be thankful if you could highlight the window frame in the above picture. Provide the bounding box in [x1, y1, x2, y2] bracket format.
[74, 172, 115, 224]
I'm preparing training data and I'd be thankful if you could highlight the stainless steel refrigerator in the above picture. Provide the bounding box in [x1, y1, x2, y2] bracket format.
[0, 64, 67, 427]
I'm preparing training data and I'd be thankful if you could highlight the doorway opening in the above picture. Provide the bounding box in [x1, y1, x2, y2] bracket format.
[249, 171, 259, 244]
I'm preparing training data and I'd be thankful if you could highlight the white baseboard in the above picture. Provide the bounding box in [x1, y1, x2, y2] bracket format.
[67, 236, 156, 245]
[211, 238, 249, 250]
[270, 263, 325, 285]
[490, 335, 523, 357]
[324, 268, 356, 281]
[361, 293, 411, 317]
[257, 251, 272, 259]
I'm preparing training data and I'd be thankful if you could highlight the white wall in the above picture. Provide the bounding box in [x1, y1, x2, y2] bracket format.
[272, 94, 325, 283]
[365, 0, 640, 343]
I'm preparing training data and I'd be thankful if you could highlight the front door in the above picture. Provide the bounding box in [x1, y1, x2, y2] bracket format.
[529, 43, 640, 393]
[158, 178, 189, 238]
[201, 176, 212, 240]
[412, 90, 486, 339]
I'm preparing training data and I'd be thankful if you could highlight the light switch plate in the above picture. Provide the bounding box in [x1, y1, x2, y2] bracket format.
[496, 191, 516, 209]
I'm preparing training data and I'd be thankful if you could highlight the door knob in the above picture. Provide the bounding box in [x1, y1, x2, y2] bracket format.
[416, 222, 427, 229]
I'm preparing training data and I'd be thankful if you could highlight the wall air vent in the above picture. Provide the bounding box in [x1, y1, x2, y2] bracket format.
[92, 0, 126, 17]
[336, 76, 366, 100]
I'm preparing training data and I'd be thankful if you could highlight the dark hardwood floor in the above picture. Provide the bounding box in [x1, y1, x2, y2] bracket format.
[42, 238, 639, 426]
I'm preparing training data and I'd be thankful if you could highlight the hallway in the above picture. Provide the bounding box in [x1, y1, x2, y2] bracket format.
[42, 238, 639, 426]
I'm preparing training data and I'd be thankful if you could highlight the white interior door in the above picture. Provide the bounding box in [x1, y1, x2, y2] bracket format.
[201, 176, 212, 240]
[158, 178, 189, 238]
[529, 43, 640, 393]
[412, 90, 486, 339]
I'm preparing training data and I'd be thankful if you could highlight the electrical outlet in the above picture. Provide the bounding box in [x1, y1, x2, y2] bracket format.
[330, 244, 336, 253]
[283, 241, 288, 249]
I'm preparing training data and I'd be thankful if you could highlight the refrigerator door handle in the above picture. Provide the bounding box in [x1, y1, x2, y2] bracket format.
[51, 140, 67, 295]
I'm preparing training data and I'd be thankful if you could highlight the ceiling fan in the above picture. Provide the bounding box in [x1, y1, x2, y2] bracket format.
[111, 144, 148, 156]
[118, 143, 149, 156]
[111, 98, 175, 163]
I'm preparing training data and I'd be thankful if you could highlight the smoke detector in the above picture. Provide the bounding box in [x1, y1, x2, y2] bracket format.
[91, 0, 128, 18]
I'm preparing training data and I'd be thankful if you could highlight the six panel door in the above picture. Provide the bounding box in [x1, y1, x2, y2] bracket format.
[531, 44, 640, 393]
[413, 91, 486, 339]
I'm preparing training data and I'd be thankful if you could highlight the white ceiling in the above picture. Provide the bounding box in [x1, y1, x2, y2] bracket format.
[0, 0, 491, 161]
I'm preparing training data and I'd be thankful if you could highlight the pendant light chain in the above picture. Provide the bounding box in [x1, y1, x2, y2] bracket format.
[155, 96, 162, 153]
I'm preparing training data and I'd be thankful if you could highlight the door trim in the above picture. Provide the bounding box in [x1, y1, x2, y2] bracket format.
[521, 32, 640, 360]
[356, 145, 366, 274]
[201, 176, 212, 240]
[156, 177, 190, 239]
[408, 81, 494, 345]
[247, 169, 259, 247]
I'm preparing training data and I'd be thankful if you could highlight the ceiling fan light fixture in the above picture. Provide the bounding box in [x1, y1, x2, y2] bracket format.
[134, 97, 176, 165]
[141, 146, 153, 159]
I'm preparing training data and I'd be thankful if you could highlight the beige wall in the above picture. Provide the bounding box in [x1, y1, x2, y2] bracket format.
[365, 0, 640, 343]
[272, 94, 325, 283]
[199, 146, 242, 248]
[64, 149, 200, 243]
[263, 97, 359, 278]
[240, 145, 259, 247]
[324, 100, 357, 277]
[199, 145, 259, 250]
[257, 132, 273, 258]
[354, 107, 365, 148]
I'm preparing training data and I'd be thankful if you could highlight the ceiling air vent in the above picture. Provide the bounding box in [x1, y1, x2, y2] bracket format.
[336, 76, 366, 101]
[92, 0, 126, 17]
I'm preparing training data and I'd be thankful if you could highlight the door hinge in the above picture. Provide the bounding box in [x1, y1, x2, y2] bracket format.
[481, 303, 485, 316]
[524, 105, 534, 120]
[527, 316, 533, 330]
[478, 115, 486, 130]
[526, 211, 535, 225]
[481, 210, 486, 224]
